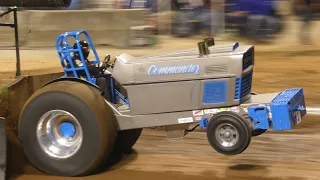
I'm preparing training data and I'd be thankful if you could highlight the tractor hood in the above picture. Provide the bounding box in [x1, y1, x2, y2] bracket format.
[112, 42, 254, 85]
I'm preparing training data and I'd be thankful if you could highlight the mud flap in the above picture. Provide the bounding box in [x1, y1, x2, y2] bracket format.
[0, 117, 6, 180]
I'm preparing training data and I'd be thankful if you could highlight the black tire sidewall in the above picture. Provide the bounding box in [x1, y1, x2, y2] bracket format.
[114, 128, 143, 154]
[252, 129, 267, 136]
[19, 84, 116, 176]
[207, 112, 251, 155]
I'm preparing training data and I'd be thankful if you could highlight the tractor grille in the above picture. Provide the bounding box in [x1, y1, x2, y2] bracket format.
[241, 70, 253, 98]
[205, 64, 228, 74]
[235, 70, 253, 99]
[243, 47, 254, 70]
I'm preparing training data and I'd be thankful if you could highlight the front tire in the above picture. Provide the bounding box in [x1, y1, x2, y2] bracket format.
[19, 81, 117, 177]
[207, 112, 252, 155]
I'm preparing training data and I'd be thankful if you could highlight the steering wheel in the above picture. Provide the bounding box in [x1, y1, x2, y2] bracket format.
[99, 54, 115, 72]
[104, 54, 111, 64]
[104, 54, 117, 68]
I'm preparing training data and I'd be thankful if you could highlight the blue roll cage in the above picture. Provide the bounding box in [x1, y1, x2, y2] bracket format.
[55, 30, 129, 105]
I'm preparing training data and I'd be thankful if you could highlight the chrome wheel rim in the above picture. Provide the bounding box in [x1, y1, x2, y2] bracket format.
[215, 123, 239, 148]
[36, 110, 83, 159]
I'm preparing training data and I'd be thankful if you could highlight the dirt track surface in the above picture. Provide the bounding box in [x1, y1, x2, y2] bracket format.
[2, 36, 320, 180]
[7, 120, 320, 180]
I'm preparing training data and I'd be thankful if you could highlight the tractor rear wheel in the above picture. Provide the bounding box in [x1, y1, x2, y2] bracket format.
[19, 81, 117, 177]
[114, 128, 143, 154]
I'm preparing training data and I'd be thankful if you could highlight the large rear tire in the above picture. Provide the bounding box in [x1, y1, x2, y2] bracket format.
[19, 81, 117, 177]
[114, 128, 143, 154]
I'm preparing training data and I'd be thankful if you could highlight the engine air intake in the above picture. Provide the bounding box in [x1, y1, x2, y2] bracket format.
[198, 37, 214, 56]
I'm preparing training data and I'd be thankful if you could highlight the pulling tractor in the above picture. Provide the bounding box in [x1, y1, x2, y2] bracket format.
[16, 30, 307, 177]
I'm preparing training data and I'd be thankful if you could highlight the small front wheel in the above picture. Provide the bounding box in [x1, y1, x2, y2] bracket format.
[207, 112, 251, 155]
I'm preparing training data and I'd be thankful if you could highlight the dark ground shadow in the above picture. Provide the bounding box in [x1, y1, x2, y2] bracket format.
[221, 158, 304, 180]
[228, 164, 266, 171]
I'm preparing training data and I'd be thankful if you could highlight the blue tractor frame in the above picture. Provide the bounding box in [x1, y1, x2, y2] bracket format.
[55, 30, 129, 105]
